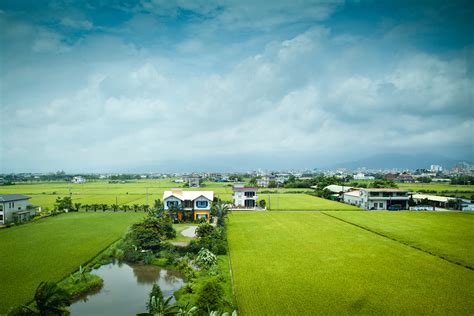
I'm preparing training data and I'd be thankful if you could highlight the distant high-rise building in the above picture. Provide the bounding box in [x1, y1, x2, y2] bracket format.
[430, 165, 443, 172]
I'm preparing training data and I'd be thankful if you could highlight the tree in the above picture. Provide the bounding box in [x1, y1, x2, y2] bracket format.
[211, 201, 230, 226]
[91, 204, 99, 212]
[259, 200, 266, 208]
[138, 283, 177, 316]
[196, 223, 215, 238]
[74, 203, 82, 212]
[249, 177, 257, 186]
[9, 281, 71, 315]
[100, 204, 108, 212]
[133, 204, 139, 212]
[54, 197, 73, 211]
[196, 278, 224, 313]
[268, 181, 278, 188]
[111, 204, 119, 212]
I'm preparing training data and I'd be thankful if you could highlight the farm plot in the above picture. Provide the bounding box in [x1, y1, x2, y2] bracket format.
[325, 211, 474, 268]
[227, 212, 474, 315]
[0, 212, 144, 314]
[262, 193, 361, 210]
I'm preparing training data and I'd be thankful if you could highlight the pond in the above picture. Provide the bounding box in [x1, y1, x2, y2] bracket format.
[70, 262, 186, 316]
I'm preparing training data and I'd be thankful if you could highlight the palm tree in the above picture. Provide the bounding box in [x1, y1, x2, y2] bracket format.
[74, 203, 82, 212]
[10, 281, 71, 315]
[133, 204, 139, 212]
[91, 204, 98, 212]
[83, 204, 89, 212]
[212, 201, 230, 226]
[101, 204, 108, 212]
[111, 204, 119, 212]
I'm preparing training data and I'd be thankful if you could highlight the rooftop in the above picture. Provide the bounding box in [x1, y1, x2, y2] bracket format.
[233, 187, 258, 191]
[163, 190, 214, 201]
[0, 194, 31, 202]
[362, 188, 408, 192]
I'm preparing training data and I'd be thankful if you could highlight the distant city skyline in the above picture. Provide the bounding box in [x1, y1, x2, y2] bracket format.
[1, 0, 473, 173]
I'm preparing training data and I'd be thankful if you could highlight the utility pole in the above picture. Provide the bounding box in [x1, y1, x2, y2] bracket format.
[146, 187, 149, 207]
[268, 194, 271, 210]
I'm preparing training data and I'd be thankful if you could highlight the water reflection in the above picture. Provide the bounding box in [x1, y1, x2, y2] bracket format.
[70, 262, 185, 316]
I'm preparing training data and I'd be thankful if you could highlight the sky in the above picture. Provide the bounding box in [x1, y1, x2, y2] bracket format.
[0, 0, 473, 173]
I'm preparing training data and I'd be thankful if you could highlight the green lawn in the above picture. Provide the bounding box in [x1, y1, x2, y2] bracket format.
[171, 223, 197, 243]
[227, 212, 474, 315]
[325, 211, 474, 268]
[0, 212, 144, 314]
[262, 193, 361, 211]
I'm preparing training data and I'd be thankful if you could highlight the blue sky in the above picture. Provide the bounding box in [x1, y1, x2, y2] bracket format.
[0, 0, 473, 172]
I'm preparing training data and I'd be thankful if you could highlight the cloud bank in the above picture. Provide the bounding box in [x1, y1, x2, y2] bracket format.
[1, 0, 473, 172]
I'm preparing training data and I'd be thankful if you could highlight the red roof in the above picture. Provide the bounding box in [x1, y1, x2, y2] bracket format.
[233, 187, 258, 191]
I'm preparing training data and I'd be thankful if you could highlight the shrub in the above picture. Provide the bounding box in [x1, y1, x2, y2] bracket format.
[195, 248, 217, 269]
[196, 277, 225, 313]
[196, 223, 215, 238]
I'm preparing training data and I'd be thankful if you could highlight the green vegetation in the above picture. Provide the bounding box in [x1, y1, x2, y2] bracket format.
[325, 211, 474, 268]
[227, 212, 474, 315]
[171, 223, 197, 244]
[0, 212, 144, 314]
[263, 193, 361, 211]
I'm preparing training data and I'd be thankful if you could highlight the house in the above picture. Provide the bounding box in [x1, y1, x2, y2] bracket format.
[185, 177, 201, 187]
[233, 183, 258, 208]
[353, 173, 375, 180]
[163, 189, 213, 222]
[0, 194, 37, 225]
[410, 193, 454, 209]
[324, 185, 354, 201]
[257, 176, 274, 188]
[72, 176, 86, 184]
[343, 188, 409, 210]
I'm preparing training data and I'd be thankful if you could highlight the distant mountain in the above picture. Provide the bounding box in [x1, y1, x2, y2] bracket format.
[327, 153, 469, 170]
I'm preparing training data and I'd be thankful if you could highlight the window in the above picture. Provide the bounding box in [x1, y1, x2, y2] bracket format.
[379, 203, 384, 208]
[167, 201, 179, 208]
[0, 214, 3, 221]
[382, 193, 391, 197]
[244, 191, 255, 198]
[196, 200, 208, 208]
[0, 205, 3, 211]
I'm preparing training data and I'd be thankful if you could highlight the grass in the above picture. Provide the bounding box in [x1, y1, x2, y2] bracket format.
[171, 223, 197, 243]
[0, 212, 144, 314]
[227, 212, 474, 315]
[262, 193, 361, 211]
[325, 211, 474, 268]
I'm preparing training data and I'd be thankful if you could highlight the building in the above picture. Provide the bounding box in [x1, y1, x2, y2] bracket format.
[343, 188, 409, 210]
[0, 194, 37, 225]
[163, 189, 213, 222]
[257, 176, 274, 188]
[353, 173, 375, 181]
[430, 165, 443, 172]
[233, 183, 258, 208]
[410, 193, 454, 209]
[185, 177, 200, 188]
[72, 176, 86, 184]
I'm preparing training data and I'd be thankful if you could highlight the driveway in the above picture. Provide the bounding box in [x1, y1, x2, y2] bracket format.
[181, 226, 197, 238]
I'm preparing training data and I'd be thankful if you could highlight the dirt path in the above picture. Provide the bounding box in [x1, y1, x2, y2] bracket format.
[181, 226, 197, 238]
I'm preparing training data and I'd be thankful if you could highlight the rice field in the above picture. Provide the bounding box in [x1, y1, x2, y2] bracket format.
[262, 193, 361, 211]
[227, 211, 474, 315]
[325, 211, 474, 268]
[0, 212, 144, 314]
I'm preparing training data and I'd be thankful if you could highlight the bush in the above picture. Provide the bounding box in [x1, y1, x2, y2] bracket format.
[196, 277, 225, 313]
[196, 223, 215, 238]
[195, 248, 217, 269]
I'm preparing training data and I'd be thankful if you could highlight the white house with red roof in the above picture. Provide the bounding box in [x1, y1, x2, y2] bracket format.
[233, 183, 258, 208]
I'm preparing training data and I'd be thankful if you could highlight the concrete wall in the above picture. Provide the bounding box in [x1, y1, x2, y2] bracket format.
[0, 199, 30, 224]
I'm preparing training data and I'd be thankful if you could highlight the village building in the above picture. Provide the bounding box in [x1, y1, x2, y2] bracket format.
[163, 189, 213, 222]
[343, 188, 409, 210]
[72, 176, 86, 184]
[233, 183, 258, 208]
[0, 194, 37, 225]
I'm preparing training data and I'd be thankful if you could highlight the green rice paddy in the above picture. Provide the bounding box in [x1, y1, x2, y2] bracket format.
[227, 211, 474, 315]
[0, 212, 144, 314]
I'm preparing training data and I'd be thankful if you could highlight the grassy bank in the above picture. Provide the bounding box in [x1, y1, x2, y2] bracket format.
[0, 212, 144, 314]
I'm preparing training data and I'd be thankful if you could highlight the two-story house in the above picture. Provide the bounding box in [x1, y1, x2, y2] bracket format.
[163, 189, 214, 221]
[0, 194, 37, 225]
[343, 188, 409, 210]
[233, 183, 258, 208]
